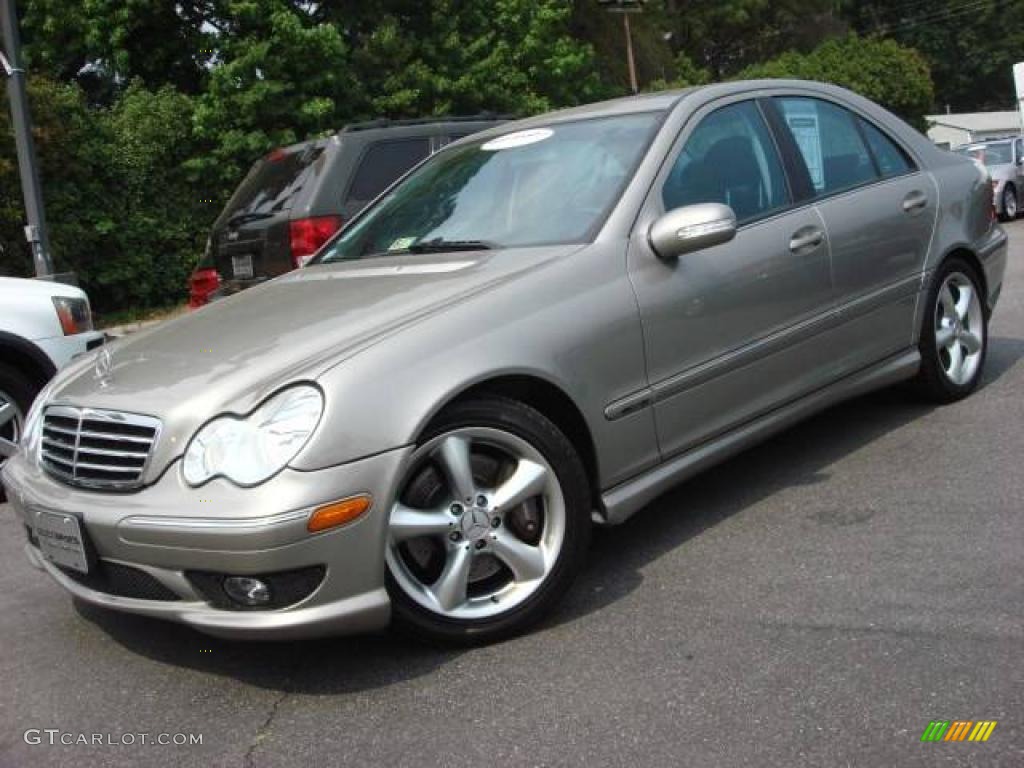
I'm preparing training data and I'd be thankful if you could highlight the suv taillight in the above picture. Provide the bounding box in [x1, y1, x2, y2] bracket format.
[189, 267, 221, 309]
[289, 216, 342, 268]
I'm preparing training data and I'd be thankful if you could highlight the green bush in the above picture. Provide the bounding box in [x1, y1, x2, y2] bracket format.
[0, 78, 211, 310]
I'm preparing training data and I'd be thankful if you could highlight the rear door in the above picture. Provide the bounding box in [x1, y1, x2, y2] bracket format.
[772, 96, 935, 372]
[213, 142, 330, 289]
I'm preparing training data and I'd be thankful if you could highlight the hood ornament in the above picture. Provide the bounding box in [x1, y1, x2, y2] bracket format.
[93, 346, 113, 387]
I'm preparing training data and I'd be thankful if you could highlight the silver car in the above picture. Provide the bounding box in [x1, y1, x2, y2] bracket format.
[956, 137, 1024, 220]
[1, 80, 1007, 643]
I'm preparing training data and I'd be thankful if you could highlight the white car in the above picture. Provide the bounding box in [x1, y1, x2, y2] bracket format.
[0, 276, 105, 481]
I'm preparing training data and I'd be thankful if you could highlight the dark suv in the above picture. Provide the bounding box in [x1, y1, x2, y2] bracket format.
[189, 116, 509, 306]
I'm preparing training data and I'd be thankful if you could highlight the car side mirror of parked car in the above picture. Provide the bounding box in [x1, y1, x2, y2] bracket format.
[648, 203, 737, 260]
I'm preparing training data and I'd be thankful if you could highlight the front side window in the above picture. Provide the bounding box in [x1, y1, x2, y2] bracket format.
[777, 97, 878, 195]
[319, 113, 659, 261]
[661, 100, 790, 224]
[857, 117, 914, 178]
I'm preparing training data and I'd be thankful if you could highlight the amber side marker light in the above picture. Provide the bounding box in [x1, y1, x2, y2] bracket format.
[307, 495, 372, 533]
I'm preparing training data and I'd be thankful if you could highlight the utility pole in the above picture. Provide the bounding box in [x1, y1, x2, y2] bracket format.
[599, 0, 645, 95]
[0, 0, 54, 277]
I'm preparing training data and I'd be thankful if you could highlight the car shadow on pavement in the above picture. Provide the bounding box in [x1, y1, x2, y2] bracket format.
[73, 336, 1024, 693]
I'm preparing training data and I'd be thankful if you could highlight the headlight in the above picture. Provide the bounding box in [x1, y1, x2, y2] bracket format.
[182, 385, 323, 487]
[52, 296, 93, 335]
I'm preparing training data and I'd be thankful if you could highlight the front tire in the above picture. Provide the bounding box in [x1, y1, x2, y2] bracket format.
[0, 363, 39, 502]
[914, 257, 988, 403]
[386, 396, 591, 644]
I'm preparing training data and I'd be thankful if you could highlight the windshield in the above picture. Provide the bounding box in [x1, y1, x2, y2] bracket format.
[957, 142, 1012, 167]
[318, 113, 660, 262]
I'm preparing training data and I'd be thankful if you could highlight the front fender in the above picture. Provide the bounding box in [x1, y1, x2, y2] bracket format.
[290, 243, 660, 490]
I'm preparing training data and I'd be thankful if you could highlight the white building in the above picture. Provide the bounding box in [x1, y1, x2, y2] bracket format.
[925, 111, 1022, 148]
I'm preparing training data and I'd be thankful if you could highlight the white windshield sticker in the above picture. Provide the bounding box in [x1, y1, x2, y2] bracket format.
[481, 128, 553, 151]
[388, 236, 417, 251]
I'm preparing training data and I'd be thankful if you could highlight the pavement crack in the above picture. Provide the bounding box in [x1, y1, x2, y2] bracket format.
[243, 688, 291, 768]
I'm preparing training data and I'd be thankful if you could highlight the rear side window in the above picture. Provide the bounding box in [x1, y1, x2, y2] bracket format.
[776, 97, 877, 195]
[224, 145, 325, 219]
[662, 100, 790, 224]
[344, 138, 431, 211]
[857, 117, 913, 177]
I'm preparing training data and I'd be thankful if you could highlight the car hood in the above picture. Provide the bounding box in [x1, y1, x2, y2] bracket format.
[47, 245, 580, 476]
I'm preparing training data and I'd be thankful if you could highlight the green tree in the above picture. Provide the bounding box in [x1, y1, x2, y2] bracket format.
[841, 0, 1024, 112]
[663, 0, 845, 79]
[740, 34, 934, 125]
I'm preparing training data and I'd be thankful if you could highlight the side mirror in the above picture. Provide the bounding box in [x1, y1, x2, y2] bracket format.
[648, 203, 737, 260]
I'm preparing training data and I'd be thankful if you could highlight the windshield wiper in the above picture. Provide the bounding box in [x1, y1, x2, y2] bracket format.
[226, 211, 275, 227]
[406, 238, 495, 253]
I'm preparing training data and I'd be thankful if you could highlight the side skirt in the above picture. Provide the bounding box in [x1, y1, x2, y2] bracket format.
[599, 348, 921, 525]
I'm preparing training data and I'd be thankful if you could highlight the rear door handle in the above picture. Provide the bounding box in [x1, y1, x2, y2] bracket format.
[902, 190, 928, 213]
[789, 227, 824, 253]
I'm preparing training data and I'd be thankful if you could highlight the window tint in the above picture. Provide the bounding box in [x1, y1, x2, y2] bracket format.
[1016, 138, 1023, 163]
[777, 98, 877, 195]
[345, 138, 431, 209]
[662, 101, 789, 224]
[857, 117, 913, 177]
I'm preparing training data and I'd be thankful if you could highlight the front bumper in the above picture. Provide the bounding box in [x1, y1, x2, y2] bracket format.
[1, 445, 412, 639]
[34, 330, 105, 371]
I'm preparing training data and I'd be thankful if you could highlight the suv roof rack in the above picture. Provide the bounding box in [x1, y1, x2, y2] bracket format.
[338, 113, 517, 133]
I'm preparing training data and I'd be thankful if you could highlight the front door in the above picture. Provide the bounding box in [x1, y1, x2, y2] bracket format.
[628, 98, 836, 459]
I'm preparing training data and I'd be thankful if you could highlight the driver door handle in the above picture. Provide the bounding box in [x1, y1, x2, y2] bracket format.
[902, 190, 928, 213]
[789, 227, 825, 253]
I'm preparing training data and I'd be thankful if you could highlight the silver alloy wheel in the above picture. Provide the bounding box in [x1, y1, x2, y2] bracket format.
[0, 388, 24, 460]
[386, 427, 566, 620]
[934, 271, 984, 386]
[1004, 188, 1018, 219]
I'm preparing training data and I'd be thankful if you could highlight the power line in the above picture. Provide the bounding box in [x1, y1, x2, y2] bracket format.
[877, 0, 1003, 36]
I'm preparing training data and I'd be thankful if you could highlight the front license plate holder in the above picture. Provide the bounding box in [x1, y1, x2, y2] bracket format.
[34, 511, 91, 574]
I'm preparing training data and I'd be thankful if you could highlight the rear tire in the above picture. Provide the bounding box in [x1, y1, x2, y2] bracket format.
[913, 257, 988, 403]
[0, 363, 40, 503]
[386, 396, 591, 645]
[1000, 185, 1017, 221]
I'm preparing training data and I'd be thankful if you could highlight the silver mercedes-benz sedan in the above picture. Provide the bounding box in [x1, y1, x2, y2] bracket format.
[1, 80, 1007, 643]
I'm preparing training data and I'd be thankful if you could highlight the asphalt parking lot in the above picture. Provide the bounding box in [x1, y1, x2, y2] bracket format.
[2, 223, 1022, 768]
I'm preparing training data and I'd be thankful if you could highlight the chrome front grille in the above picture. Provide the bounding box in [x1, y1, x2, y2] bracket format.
[41, 406, 161, 490]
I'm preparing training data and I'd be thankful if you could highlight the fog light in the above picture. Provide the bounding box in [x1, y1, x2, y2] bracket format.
[223, 576, 272, 606]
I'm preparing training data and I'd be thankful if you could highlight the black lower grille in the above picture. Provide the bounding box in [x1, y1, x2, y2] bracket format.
[58, 561, 180, 602]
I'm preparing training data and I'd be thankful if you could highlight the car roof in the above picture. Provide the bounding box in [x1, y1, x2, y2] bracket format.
[467, 79, 893, 135]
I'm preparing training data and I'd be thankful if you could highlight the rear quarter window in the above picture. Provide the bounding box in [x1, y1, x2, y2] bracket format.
[857, 117, 914, 178]
[343, 138, 432, 215]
